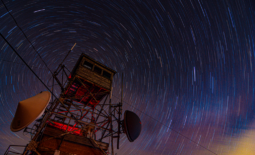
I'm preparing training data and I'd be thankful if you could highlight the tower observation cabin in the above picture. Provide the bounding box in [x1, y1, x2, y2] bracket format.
[66, 54, 116, 107]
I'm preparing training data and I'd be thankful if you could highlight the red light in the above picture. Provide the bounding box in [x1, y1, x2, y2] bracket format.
[47, 121, 82, 136]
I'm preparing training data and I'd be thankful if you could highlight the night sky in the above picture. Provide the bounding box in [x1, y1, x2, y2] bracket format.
[1, 0, 255, 154]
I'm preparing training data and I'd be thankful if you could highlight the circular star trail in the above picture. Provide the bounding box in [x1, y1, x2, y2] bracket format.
[1, 0, 255, 154]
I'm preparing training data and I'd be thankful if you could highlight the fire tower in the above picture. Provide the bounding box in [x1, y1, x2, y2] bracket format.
[5, 52, 141, 155]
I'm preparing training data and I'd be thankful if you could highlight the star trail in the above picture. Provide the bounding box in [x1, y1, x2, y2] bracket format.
[1, 0, 255, 154]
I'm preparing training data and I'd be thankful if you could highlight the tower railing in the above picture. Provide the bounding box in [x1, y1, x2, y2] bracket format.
[4, 145, 27, 155]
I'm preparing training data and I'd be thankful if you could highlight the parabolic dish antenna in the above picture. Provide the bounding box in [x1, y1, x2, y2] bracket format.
[10, 91, 51, 132]
[123, 110, 142, 142]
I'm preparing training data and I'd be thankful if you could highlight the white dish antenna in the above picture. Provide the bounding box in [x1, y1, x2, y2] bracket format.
[10, 91, 51, 132]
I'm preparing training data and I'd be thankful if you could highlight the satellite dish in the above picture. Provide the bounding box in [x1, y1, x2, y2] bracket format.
[10, 91, 51, 132]
[123, 110, 141, 142]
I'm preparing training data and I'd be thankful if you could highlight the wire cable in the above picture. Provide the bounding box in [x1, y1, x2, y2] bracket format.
[112, 94, 218, 155]
[0, 32, 86, 140]
[0, 33, 54, 99]
[0, 0, 54, 75]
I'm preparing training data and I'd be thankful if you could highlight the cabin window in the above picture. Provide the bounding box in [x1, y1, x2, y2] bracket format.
[103, 71, 111, 79]
[94, 66, 102, 75]
[83, 61, 93, 70]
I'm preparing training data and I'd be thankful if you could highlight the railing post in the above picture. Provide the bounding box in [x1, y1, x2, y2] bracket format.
[4, 145, 27, 155]
[4, 145, 10, 155]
